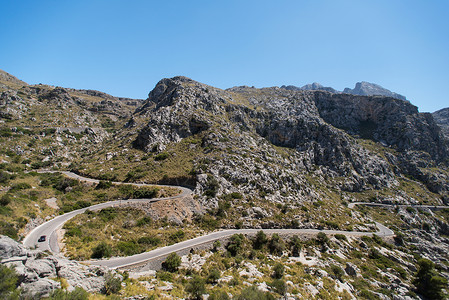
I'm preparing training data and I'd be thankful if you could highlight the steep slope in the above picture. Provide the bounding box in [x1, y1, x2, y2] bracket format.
[129, 77, 448, 208]
[433, 107, 449, 138]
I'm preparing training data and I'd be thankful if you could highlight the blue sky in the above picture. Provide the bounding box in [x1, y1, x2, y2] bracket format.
[1, 0, 448, 112]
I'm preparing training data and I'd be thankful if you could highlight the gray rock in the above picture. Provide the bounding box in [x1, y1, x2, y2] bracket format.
[0, 235, 27, 259]
[20, 278, 60, 298]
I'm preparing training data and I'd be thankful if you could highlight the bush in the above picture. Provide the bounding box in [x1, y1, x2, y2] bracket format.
[0, 264, 19, 299]
[0, 194, 11, 206]
[117, 241, 142, 256]
[48, 287, 89, 300]
[154, 152, 169, 161]
[253, 230, 268, 250]
[235, 286, 275, 300]
[207, 268, 221, 284]
[162, 252, 181, 272]
[186, 275, 206, 300]
[136, 216, 152, 226]
[10, 182, 31, 191]
[156, 270, 173, 282]
[227, 234, 244, 256]
[273, 263, 284, 279]
[169, 230, 185, 243]
[268, 234, 285, 255]
[103, 272, 121, 295]
[270, 279, 287, 295]
[0, 170, 11, 184]
[95, 180, 112, 189]
[331, 265, 345, 281]
[334, 234, 347, 241]
[290, 235, 302, 257]
[91, 242, 112, 259]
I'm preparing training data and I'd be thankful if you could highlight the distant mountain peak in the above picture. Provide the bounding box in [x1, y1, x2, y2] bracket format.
[343, 81, 407, 101]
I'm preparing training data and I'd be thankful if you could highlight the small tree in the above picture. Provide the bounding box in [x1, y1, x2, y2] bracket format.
[186, 275, 206, 300]
[290, 235, 302, 257]
[162, 252, 181, 272]
[413, 258, 448, 300]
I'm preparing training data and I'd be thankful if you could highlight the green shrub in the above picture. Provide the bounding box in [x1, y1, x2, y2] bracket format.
[186, 275, 206, 300]
[334, 234, 347, 241]
[162, 252, 181, 272]
[91, 242, 112, 259]
[270, 279, 287, 295]
[48, 287, 89, 300]
[0, 194, 11, 206]
[268, 234, 285, 255]
[0, 264, 19, 299]
[331, 265, 345, 281]
[154, 152, 169, 161]
[273, 263, 284, 279]
[227, 234, 244, 256]
[169, 230, 185, 243]
[253, 230, 268, 250]
[207, 268, 221, 284]
[0, 171, 12, 184]
[117, 241, 142, 256]
[156, 270, 173, 282]
[103, 272, 121, 295]
[235, 286, 275, 300]
[10, 182, 31, 191]
[136, 216, 152, 226]
[95, 180, 112, 189]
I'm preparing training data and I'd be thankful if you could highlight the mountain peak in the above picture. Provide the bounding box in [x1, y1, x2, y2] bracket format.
[343, 81, 407, 101]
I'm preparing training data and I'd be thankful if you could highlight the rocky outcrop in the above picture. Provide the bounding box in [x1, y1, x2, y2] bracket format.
[343, 81, 407, 101]
[433, 107, 449, 139]
[130, 77, 447, 207]
[0, 236, 110, 297]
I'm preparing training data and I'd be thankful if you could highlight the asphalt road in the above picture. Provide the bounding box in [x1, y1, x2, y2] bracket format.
[26, 171, 441, 270]
[22, 171, 192, 252]
[88, 222, 394, 269]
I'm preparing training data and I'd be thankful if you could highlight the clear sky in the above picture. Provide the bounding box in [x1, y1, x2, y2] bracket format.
[1, 0, 448, 112]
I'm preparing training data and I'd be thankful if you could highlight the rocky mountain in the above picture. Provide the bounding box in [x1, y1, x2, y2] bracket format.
[281, 81, 407, 101]
[281, 82, 338, 93]
[343, 81, 407, 101]
[1, 70, 448, 299]
[433, 107, 449, 138]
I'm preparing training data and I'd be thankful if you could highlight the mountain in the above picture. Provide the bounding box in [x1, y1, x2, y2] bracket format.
[433, 107, 449, 138]
[281, 81, 407, 101]
[1, 70, 448, 299]
[281, 82, 338, 93]
[343, 81, 407, 101]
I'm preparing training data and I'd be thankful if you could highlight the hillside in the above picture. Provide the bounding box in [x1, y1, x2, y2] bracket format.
[0, 70, 448, 299]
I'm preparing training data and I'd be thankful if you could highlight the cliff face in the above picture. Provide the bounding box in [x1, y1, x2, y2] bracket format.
[433, 107, 449, 139]
[132, 77, 448, 204]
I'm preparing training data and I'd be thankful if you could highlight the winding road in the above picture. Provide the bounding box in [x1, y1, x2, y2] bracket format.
[26, 171, 439, 270]
[22, 171, 192, 253]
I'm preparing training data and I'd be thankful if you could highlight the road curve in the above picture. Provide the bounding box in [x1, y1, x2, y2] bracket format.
[22, 171, 193, 253]
[88, 222, 394, 269]
[348, 202, 448, 210]
[23, 171, 398, 269]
